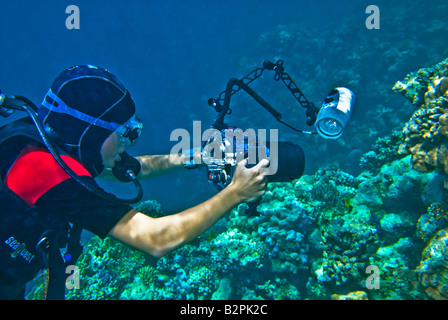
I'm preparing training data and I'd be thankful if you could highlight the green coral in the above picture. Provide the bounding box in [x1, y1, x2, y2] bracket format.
[203, 228, 269, 272]
[120, 264, 175, 300]
[310, 166, 357, 210]
[314, 208, 378, 290]
[133, 199, 165, 217]
[360, 130, 405, 173]
[368, 238, 422, 300]
[136, 265, 160, 286]
[211, 278, 232, 300]
[66, 237, 146, 300]
[187, 266, 217, 298]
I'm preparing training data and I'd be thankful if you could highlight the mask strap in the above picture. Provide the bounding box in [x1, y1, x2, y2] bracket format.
[41, 89, 124, 132]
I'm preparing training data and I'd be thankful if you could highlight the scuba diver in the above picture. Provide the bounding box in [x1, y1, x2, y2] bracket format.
[0, 65, 269, 300]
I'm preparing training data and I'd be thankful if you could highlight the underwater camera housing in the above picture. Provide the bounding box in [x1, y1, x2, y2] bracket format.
[204, 59, 355, 188]
[199, 128, 305, 189]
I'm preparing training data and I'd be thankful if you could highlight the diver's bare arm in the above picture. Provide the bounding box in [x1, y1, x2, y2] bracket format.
[109, 159, 268, 258]
[96, 154, 186, 181]
[109, 184, 242, 257]
[135, 154, 186, 179]
[137, 148, 204, 179]
[98, 152, 201, 181]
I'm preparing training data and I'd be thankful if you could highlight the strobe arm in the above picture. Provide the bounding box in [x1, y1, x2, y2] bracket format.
[263, 60, 318, 126]
[208, 60, 319, 133]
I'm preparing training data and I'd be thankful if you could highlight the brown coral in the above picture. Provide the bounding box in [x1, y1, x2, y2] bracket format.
[395, 58, 448, 188]
[416, 228, 448, 300]
[439, 144, 448, 174]
[331, 291, 368, 300]
[417, 203, 448, 242]
[424, 77, 448, 105]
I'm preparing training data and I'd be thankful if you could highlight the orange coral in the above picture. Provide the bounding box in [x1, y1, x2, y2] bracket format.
[331, 291, 368, 300]
[424, 77, 448, 105]
[394, 58, 448, 188]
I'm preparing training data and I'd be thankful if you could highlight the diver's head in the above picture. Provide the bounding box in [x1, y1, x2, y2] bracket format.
[38, 65, 143, 176]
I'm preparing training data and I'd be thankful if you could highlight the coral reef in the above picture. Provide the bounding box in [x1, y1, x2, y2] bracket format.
[416, 228, 448, 300]
[25, 149, 447, 301]
[394, 58, 448, 188]
[66, 237, 147, 300]
[368, 237, 421, 300]
[25, 153, 447, 300]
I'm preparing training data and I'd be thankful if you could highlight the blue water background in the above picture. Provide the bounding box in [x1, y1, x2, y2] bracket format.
[0, 0, 447, 213]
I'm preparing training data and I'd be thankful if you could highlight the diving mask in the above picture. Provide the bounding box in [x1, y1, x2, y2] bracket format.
[115, 115, 143, 146]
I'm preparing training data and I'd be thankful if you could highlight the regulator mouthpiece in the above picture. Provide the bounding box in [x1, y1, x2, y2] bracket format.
[112, 152, 141, 182]
[315, 87, 355, 139]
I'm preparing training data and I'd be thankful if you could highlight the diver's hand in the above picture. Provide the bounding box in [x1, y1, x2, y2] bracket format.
[227, 158, 269, 203]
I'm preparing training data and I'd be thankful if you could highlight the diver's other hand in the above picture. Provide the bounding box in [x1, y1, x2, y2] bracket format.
[228, 158, 269, 203]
